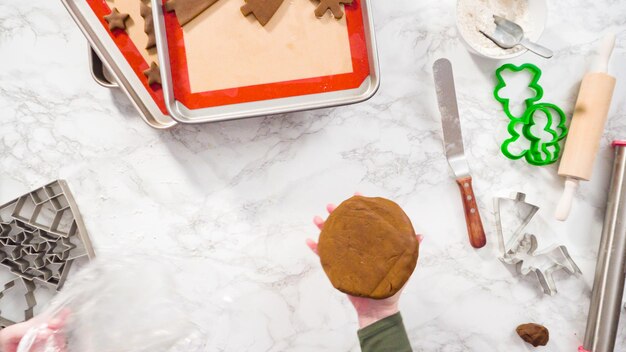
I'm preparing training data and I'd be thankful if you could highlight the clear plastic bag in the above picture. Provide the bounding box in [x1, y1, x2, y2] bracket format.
[17, 256, 206, 352]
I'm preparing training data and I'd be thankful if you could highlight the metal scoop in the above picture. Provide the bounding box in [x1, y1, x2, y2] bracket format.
[480, 15, 553, 58]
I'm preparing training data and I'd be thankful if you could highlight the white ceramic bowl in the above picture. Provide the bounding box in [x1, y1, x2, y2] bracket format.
[456, 0, 548, 60]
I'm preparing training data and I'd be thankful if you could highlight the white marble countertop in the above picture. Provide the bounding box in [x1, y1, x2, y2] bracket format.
[1, 0, 626, 350]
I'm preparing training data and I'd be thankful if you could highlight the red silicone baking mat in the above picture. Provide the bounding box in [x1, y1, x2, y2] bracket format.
[163, 0, 371, 110]
[86, 0, 168, 115]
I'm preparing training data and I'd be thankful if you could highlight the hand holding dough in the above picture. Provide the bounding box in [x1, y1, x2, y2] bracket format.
[315, 196, 420, 299]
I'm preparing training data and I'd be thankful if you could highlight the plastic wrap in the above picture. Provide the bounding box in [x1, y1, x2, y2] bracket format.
[16, 257, 206, 352]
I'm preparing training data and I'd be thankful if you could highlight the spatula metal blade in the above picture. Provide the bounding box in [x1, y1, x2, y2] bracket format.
[433, 58, 470, 178]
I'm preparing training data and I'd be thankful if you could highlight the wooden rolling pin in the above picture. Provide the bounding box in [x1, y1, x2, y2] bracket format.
[556, 34, 617, 221]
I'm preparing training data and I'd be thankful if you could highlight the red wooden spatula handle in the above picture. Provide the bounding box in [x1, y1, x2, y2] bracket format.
[455, 176, 486, 249]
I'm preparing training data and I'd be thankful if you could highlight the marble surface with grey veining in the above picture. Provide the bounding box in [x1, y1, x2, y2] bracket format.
[1, 0, 626, 350]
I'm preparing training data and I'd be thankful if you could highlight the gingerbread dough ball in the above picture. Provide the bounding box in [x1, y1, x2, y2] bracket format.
[318, 196, 419, 299]
[516, 323, 549, 347]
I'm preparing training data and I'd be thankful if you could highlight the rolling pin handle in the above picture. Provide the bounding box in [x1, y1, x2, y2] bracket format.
[556, 178, 579, 221]
[590, 33, 616, 73]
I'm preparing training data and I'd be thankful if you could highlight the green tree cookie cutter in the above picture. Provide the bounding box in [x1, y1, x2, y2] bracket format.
[501, 103, 568, 166]
[494, 63, 544, 120]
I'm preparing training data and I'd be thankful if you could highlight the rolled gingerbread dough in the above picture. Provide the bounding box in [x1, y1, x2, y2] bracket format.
[318, 196, 419, 299]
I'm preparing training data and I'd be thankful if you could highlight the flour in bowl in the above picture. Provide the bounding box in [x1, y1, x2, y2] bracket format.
[457, 0, 531, 56]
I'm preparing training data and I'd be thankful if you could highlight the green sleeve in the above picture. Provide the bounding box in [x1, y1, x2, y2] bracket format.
[357, 312, 412, 352]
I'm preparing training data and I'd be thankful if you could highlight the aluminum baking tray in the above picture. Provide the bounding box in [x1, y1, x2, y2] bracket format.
[62, 0, 177, 129]
[89, 46, 117, 88]
[152, 0, 380, 124]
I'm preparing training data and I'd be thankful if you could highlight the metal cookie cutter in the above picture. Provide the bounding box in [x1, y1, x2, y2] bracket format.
[0, 278, 36, 328]
[0, 180, 95, 327]
[494, 192, 581, 295]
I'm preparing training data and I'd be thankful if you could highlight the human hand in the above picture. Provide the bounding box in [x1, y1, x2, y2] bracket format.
[307, 201, 422, 329]
[0, 310, 69, 352]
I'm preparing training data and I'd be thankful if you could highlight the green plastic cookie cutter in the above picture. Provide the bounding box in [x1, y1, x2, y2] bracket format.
[494, 63, 544, 120]
[494, 62, 569, 166]
[501, 103, 568, 166]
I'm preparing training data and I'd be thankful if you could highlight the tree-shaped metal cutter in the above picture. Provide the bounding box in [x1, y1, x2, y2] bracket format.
[494, 192, 581, 295]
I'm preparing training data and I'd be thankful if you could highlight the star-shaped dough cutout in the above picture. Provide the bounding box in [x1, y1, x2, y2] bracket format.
[104, 8, 130, 31]
[143, 62, 162, 86]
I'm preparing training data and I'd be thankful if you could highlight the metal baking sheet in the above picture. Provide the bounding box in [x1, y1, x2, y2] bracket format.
[62, 0, 177, 129]
[152, 0, 380, 124]
[89, 46, 117, 88]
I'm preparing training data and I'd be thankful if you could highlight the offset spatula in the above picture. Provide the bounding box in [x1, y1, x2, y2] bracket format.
[433, 58, 486, 249]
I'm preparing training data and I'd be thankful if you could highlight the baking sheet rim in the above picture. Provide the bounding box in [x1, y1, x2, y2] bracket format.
[152, 0, 380, 124]
[61, 0, 177, 130]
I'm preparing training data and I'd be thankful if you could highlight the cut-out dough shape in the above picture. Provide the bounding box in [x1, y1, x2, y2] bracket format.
[140, 1, 156, 49]
[143, 62, 162, 86]
[241, 0, 285, 26]
[315, 0, 354, 19]
[104, 8, 130, 31]
[165, 0, 220, 26]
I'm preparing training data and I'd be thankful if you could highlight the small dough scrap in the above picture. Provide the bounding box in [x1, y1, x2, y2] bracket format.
[104, 8, 130, 31]
[318, 196, 419, 299]
[315, 0, 354, 19]
[140, 1, 156, 49]
[240, 0, 285, 26]
[516, 323, 549, 347]
[165, 0, 220, 26]
[143, 62, 161, 86]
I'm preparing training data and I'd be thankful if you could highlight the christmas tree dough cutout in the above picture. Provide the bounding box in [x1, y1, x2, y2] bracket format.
[104, 7, 130, 31]
[315, 0, 353, 19]
[241, 0, 285, 26]
[140, 1, 156, 49]
[165, 0, 220, 26]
